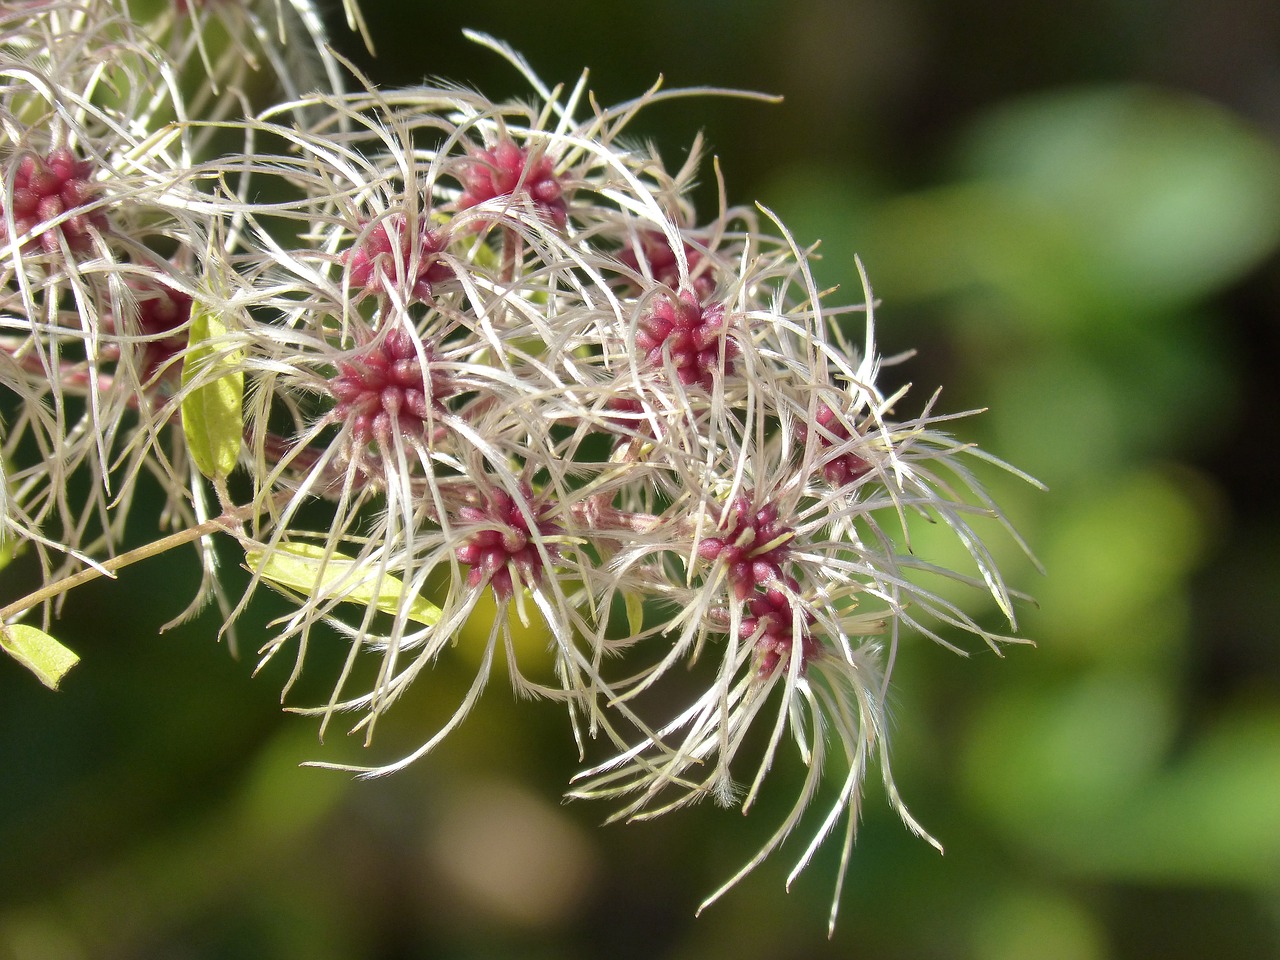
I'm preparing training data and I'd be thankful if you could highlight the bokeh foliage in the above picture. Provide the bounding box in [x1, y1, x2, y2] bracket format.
[4, 1, 1280, 958]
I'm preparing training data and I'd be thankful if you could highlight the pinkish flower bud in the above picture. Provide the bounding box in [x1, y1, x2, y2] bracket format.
[328, 329, 453, 447]
[617, 229, 716, 298]
[740, 579, 819, 676]
[456, 486, 561, 600]
[701, 495, 793, 600]
[129, 278, 193, 383]
[634, 290, 735, 389]
[805, 402, 872, 486]
[345, 215, 451, 302]
[1, 148, 109, 255]
[458, 141, 567, 228]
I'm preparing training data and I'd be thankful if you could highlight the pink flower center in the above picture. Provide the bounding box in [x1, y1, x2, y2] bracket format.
[634, 290, 735, 389]
[697, 496, 793, 600]
[741, 582, 820, 677]
[455, 487, 561, 600]
[329, 329, 453, 447]
[458, 142, 567, 228]
[345, 215, 451, 302]
[618, 230, 715, 299]
[129, 279, 192, 382]
[2, 148, 109, 255]
[805, 403, 872, 486]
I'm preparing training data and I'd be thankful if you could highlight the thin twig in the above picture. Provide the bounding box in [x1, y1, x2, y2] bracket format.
[0, 516, 232, 624]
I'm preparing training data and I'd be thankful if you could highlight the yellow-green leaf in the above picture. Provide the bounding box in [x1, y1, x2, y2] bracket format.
[624, 590, 646, 639]
[0, 530, 17, 573]
[245, 544, 441, 626]
[181, 303, 244, 480]
[1, 624, 80, 690]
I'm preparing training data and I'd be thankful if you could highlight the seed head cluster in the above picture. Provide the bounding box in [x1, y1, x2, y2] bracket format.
[345, 216, 452, 301]
[455, 485, 562, 601]
[635, 290, 735, 389]
[459, 141, 568, 228]
[1, 148, 108, 254]
[328, 329, 452, 447]
[0, 0, 1038, 934]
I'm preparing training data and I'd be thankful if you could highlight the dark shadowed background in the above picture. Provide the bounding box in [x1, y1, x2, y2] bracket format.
[4, 1, 1280, 957]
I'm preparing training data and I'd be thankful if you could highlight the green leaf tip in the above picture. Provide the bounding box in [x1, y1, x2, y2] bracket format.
[1, 623, 80, 690]
[181, 302, 244, 480]
[245, 543, 442, 626]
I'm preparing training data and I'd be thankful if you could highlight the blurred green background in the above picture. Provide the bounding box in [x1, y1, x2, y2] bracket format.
[5, 0, 1280, 957]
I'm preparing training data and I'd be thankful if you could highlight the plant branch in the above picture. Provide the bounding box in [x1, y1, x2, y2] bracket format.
[0, 516, 235, 624]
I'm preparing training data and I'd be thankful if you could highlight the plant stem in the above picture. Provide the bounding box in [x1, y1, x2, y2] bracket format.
[0, 516, 232, 624]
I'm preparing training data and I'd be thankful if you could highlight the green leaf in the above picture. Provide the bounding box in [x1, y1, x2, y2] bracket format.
[624, 590, 645, 639]
[1, 623, 80, 689]
[954, 86, 1280, 311]
[0, 530, 17, 573]
[245, 544, 441, 626]
[181, 302, 244, 480]
[1, 461, 17, 572]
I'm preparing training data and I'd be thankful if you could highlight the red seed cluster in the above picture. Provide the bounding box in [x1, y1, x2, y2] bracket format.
[1, 148, 108, 255]
[699, 497, 818, 674]
[742, 582, 820, 677]
[635, 290, 735, 389]
[345, 215, 451, 302]
[329, 329, 452, 446]
[455, 486, 561, 600]
[458, 142, 567, 228]
[698, 496, 793, 600]
[809, 403, 872, 486]
[617, 230, 716, 299]
[130, 278, 193, 381]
